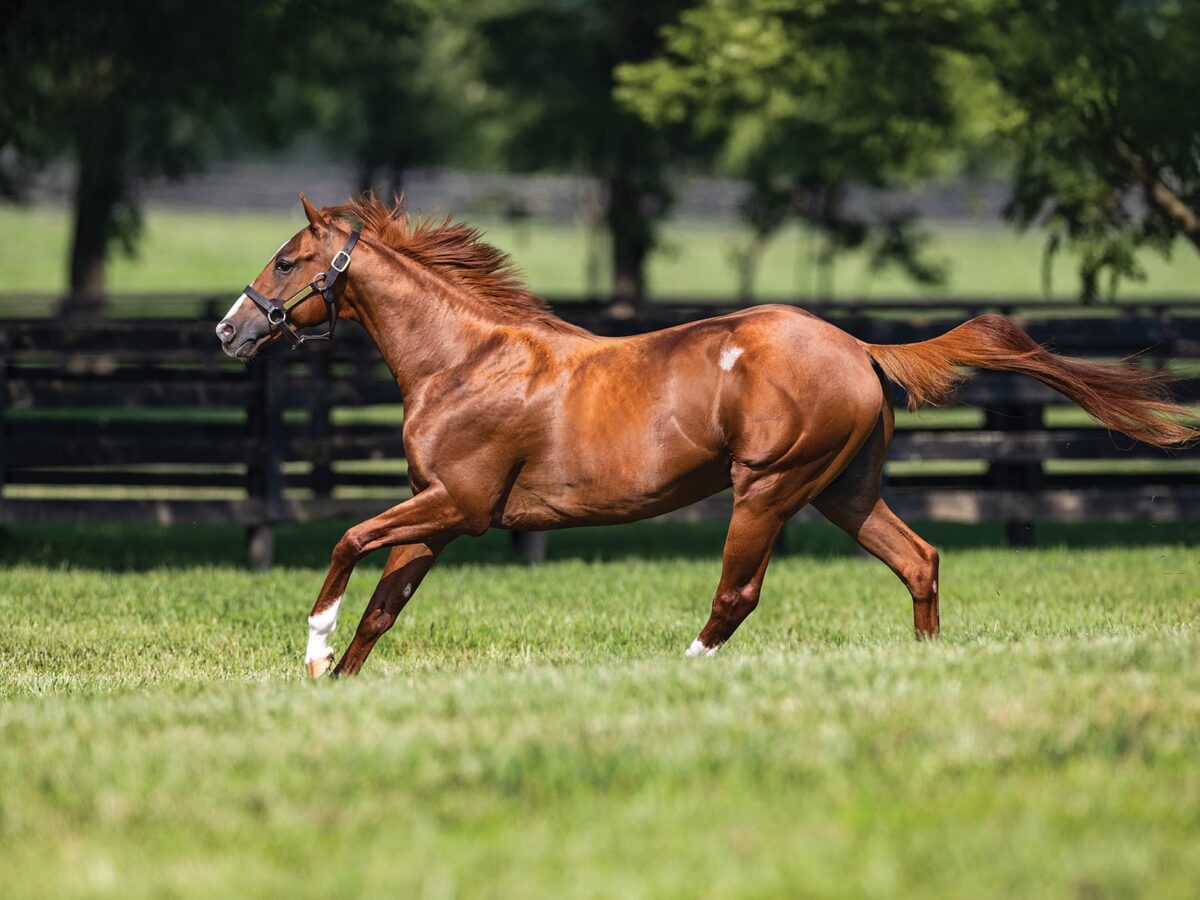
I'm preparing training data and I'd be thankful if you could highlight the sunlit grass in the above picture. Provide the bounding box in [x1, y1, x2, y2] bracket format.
[4, 204, 1200, 302]
[1, 521, 1198, 897]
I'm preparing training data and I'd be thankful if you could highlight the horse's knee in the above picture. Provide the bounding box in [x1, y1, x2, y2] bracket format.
[332, 530, 366, 567]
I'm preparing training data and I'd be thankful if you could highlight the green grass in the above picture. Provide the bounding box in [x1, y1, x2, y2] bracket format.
[4, 205, 1200, 303]
[2, 520, 1199, 898]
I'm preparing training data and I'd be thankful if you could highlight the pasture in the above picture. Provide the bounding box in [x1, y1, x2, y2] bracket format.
[2, 520, 1198, 898]
[5, 205, 1200, 300]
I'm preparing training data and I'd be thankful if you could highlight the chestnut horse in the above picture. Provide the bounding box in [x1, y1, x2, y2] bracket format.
[215, 194, 1197, 678]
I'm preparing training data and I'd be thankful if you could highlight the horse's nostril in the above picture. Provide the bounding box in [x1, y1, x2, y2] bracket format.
[216, 320, 236, 342]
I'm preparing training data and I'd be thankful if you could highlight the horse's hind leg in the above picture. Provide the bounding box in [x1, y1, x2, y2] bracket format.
[330, 541, 446, 678]
[812, 415, 941, 638]
[686, 496, 785, 657]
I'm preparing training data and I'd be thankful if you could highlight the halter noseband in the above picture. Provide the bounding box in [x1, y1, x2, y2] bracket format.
[242, 228, 361, 349]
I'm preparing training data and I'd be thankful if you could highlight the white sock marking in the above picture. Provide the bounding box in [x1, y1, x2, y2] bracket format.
[684, 639, 721, 658]
[719, 346, 744, 371]
[305, 596, 342, 663]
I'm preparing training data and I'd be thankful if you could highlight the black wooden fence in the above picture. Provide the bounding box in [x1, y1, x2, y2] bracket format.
[1, 298, 1197, 566]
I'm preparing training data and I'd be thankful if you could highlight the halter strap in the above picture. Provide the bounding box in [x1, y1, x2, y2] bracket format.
[244, 227, 361, 349]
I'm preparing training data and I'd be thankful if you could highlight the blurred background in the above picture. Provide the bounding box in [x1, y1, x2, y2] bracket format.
[0, 0, 1197, 563]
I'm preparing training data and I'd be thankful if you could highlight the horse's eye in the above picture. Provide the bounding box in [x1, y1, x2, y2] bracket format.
[275, 258, 294, 274]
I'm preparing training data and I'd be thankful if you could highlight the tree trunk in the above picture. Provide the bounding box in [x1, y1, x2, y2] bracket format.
[65, 132, 126, 314]
[606, 169, 650, 312]
[387, 166, 404, 204]
[735, 230, 772, 305]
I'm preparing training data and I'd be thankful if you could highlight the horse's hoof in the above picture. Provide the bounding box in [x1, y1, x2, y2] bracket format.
[306, 653, 335, 679]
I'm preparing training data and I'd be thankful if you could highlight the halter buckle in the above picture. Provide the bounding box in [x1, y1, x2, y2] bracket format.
[330, 250, 352, 273]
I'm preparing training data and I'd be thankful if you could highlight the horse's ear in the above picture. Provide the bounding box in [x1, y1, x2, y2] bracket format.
[299, 192, 328, 231]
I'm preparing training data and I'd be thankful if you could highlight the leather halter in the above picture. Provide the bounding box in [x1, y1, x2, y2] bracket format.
[242, 228, 361, 348]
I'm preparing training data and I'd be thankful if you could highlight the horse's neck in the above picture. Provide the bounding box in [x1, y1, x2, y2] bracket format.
[347, 251, 557, 397]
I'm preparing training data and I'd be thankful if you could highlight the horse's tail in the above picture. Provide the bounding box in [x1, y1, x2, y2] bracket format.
[861, 313, 1198, 449]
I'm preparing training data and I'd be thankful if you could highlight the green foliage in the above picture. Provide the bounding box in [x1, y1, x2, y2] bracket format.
[0, 0, 300, 249]
[1, 521, 1199, 896]
[621, 0, 1200, 300]
[478, 0, 699, 303]
[293, 0, 485, 191]
[978, 0, 1200, 300]
[617, 0, 977, 294]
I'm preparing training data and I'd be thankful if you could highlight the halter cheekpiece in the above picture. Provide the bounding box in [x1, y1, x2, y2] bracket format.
[243, 228, 361, 348]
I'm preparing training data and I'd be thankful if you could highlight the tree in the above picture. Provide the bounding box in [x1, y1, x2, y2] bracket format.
[617, 0, 976, 299]
[478, 0, 696, 308]
[297, 1, 481, 198]
[977, 0, 1200, 299]
[0, 1, 324, 308]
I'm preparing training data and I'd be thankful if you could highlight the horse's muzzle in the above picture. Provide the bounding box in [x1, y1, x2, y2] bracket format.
[216, 317, 270, 359]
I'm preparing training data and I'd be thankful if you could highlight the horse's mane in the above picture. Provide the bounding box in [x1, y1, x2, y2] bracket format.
[324, 194, 582, 334]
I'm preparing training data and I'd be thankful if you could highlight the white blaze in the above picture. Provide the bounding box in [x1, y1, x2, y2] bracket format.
[305, 596, 342, 664]
[719, 346, 744, 371]
[222, 293, 248, 321]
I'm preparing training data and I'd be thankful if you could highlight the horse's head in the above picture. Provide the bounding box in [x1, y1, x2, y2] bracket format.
[216, 193, 359, 359]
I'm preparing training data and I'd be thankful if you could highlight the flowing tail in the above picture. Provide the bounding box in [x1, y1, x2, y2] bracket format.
[862, 314, 1198, 448]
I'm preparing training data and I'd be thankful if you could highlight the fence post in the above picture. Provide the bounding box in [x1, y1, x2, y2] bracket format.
[985, 398, 1044, 547]
[246, 351, 285, 569]
[309, 344, 334, 499]
[0, 337, 7, 530]
[511, 530, 547, 565]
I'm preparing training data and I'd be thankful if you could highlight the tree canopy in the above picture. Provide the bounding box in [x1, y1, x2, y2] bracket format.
[4, 0, 1200, 304]
[618, 0, 1200, 299]
[477, 0, 696, 306]
[0, 0, 315, 302]
[979, 0, 1200, 298]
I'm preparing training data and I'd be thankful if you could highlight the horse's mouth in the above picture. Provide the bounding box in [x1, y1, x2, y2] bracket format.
[226, 334, 270, 360]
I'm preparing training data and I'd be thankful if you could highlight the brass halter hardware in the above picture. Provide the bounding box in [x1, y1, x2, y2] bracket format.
[242, 228, 361, 349]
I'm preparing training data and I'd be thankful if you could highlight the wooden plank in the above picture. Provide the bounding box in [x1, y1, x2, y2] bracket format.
[884, 487, 1200, 523]
[4, 469, 246, 488]
[657, 487, 1200, 526]
[891, 428, 1200, 462]
[0, 498, 268, 526]
[6, 378, 254, 409]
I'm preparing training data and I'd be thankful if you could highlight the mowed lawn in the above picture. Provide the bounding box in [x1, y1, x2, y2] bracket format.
[1, 521, 1199, 898]
[5, 204, 1200, 302]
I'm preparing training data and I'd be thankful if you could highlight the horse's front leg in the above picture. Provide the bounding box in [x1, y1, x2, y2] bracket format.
[304, 483, 474, 678]
[329, 541, 446, 677]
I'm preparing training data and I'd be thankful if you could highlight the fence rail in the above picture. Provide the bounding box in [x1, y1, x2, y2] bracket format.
[2, 300, 1197, 566]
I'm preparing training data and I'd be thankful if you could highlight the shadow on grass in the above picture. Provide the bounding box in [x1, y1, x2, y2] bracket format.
[1, 519, 1197, 572]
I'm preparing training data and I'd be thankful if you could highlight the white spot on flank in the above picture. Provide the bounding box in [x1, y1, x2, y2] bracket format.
[305, 596, 341, 663]
[223, 293, 248, 321]
[684, 639, 721, 658]
[402, 583, 412, 599]
[932, 579, 938, 595]
[719, 346, 744, 371]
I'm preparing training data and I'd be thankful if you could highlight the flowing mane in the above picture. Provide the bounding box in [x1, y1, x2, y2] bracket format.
[324, 194, 583, 334]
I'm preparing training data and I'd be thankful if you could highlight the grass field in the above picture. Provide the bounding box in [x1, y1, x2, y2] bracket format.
[4, 205, 1200, 302]
[2, 520, 1199, 898]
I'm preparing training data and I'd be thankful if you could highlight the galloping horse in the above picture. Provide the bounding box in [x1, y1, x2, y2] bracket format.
[215, 194, 1198, 677]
